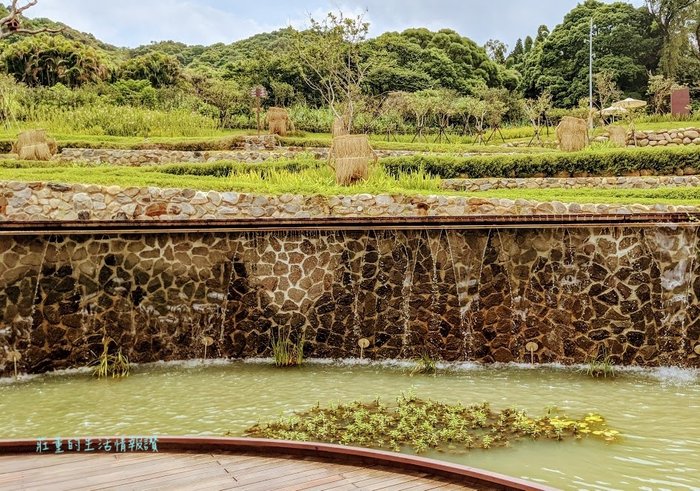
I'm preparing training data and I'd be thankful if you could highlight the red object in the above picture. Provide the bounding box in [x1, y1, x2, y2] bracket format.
[671, 87, 690, 116]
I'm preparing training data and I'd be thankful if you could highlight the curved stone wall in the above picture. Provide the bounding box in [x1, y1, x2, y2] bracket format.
[0, 225, 699, 375]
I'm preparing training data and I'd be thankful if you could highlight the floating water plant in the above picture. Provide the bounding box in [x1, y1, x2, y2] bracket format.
[271, 327, 305, 367]
[90, 337, 130, 379]
[244, 392, 620, 454]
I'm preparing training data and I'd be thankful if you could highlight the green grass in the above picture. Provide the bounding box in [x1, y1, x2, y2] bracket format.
[1, 114, 697, 154]
[4, 159, 700, 205]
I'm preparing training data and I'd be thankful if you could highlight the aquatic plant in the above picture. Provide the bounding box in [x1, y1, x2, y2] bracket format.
[585, 352, 616, 379]
[270, 327, 305, 367]
[90, 337, 130, 379]
[244, 393, 620, 454]
[410, 353, 438, 376]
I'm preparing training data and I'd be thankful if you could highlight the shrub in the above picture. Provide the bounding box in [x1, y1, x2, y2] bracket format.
[382, 147, 700, 179]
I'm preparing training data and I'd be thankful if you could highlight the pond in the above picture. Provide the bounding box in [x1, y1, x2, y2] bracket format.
[1, 362, 699, 490]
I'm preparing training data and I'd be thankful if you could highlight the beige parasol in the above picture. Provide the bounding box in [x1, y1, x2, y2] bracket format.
[611, 98, 648, 145]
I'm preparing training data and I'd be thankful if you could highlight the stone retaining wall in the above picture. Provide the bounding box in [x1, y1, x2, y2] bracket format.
[442, 175, 700, 192]
[54, 148, 418, 166]
[595, 127, 700, 147]
[1, 226, 698, 375]
[2, 181, 699, 223]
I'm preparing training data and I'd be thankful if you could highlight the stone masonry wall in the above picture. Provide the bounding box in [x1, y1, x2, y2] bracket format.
[54, 148, 418, 166]
[595, 127, 700, 147]
[441, 175, 700, 192]
[2, 181, 700, 223]
[1, 227, 699, 376]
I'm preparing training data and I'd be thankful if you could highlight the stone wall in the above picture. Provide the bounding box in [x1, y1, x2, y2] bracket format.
[2, 181, 699, 223]
[595, 127, 700, 147]
[442, 175, 700, 192]
[1, 226, 699, 376]
[53, 148, 418, 166]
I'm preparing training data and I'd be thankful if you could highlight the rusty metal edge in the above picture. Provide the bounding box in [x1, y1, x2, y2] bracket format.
[0, 214, 698, 235]
[0, 436, 557, 491]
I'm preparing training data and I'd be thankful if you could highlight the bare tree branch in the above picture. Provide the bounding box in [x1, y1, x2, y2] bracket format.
[0, 0, 63, 40]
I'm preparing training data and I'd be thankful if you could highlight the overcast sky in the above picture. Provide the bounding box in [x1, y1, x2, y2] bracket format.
[27, 0, 645, 49]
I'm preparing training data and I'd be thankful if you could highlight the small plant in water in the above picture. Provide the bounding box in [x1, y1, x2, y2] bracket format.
[585, 352, 616, 379]
[271, 327, 305, 367]
[410, 352, 438, 376]
[244, 394, 620, 454]
[91, 337, 130, 379]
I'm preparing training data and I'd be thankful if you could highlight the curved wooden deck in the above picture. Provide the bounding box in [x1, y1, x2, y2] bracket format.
[0, 437, 554, 491]
[1, 452, 495, 491]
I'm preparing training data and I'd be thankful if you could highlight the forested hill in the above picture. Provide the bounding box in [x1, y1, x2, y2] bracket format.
[0, 0, 696, 113]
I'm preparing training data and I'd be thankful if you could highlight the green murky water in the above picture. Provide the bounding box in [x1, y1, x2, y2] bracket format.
[1, 362, 699, 490]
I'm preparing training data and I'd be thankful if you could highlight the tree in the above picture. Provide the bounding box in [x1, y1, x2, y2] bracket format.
[0, 0, 62, 39]
[594, 70, 623, 109]
[536, 25, 551, 45]
[508, 39, 525, 67]
[521, 0, 662, 107]
[1, 34, 109, 87]
[120, 52, 182, 88]
[524, 92, 553, 146]
[293, 12, 370, 133]
[187, 73, 248, 127]
[647, 74, 681, 113]
[405, 89, 439, 142]
[524, 36, 534, 53]
[485, 39, 508, 65]
[645, 0, 695, 76]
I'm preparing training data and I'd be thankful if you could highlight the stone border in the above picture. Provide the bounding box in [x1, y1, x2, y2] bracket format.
[2, 180, 700, 222]
[594, 127, 700, 147]
[0, 437, 554, 490]
[53, 148, 420, 166]
[442, 175, 700, 192]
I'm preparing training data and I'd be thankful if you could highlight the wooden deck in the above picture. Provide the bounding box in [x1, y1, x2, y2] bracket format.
[0, 451, 481, 491]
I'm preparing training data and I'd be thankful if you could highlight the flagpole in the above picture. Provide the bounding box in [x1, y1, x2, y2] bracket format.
[589, 17, 594, 131]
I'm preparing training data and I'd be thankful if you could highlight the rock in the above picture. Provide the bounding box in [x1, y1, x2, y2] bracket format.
[72, 193, 92, 211]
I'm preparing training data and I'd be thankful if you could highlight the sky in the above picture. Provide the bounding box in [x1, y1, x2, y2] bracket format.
[26, 0, 646, 50]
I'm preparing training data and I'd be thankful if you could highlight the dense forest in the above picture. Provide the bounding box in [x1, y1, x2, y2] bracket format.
[0, 0, 697, 135]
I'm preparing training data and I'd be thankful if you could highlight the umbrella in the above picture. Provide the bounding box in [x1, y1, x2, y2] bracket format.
[611, 98, 647, 145]
[601, 106, 628, 116]
[612, 98, 647, 110]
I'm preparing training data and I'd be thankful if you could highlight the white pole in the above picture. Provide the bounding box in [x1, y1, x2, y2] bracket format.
[589, 17, 594, 130]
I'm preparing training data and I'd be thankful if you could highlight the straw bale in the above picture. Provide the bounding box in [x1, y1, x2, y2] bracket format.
[16, 130, 54, 160]
[267, 107, 292, 137]
[329, 135, 377, 186]
[607, 126, 627, 147]
[47, 138, 58, 155]
[19, 143, 52, 161]
[17, 129, 46, 148]
[332, 117, 349, 137]
[556, 117, 588, 152]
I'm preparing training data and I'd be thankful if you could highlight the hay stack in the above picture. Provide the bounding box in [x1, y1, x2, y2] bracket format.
[332, 117, 349, 137]
[556, 117, 588, 152]
[329, 135, 377, 186]
[267, 107, 294, 137]
[15, 130, 55, 161]
[607, 126, 627, 147]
